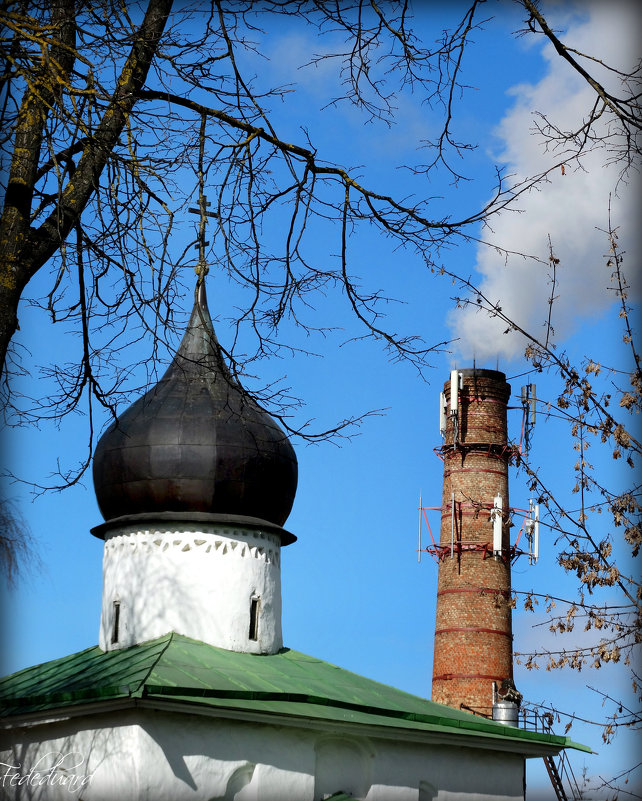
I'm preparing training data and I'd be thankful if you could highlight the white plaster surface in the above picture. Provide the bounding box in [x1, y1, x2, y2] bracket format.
[0, 707, 528, 801]
[99, 523, 283, 654]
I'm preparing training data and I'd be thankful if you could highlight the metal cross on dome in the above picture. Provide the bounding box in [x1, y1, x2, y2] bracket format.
[188, 117, 218, 281]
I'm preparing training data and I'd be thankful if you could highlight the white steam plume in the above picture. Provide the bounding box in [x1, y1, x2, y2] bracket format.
[449, 2, 640, 364]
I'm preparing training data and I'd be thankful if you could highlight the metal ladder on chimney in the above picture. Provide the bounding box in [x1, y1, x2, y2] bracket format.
[543, 755, 568, 801]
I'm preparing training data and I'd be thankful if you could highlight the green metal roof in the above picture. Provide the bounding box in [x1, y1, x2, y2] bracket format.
[0, 633, 590, 754]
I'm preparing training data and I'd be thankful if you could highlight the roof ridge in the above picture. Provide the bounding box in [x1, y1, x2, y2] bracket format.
[129, 632, 176, 697]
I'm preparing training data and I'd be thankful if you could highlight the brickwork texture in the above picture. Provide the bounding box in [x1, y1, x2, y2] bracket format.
[432, 368, 514, 714]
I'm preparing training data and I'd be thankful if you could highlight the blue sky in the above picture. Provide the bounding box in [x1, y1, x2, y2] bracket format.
[2, 2, 640, 798]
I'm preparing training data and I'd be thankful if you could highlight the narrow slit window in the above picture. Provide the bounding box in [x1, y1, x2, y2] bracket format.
[249, 597, 260, 641]
[111, 601, 121, 644]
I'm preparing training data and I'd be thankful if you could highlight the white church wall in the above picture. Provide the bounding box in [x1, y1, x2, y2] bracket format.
[0, 707, 527, 801]
[314, 735, 373, 799]
[99, 524, 283, 654]
[365, 739, 524, 801]
[0, 712, 140, 800]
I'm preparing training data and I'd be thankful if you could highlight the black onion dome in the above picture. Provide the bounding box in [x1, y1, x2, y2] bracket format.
[92, 282, 298, 528]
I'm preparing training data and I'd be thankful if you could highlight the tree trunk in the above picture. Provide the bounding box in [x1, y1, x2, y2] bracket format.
[0, 0, 173, 378]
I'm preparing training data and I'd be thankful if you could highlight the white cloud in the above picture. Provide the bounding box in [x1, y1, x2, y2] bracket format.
[265, 31, 340, 95]
[449, 1, 640, 363]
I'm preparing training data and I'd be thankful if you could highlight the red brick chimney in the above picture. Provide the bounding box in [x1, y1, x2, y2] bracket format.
[431, 368, 515, 715]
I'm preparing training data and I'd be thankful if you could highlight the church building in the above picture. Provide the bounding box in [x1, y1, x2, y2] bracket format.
[0, 276, 587, 800]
